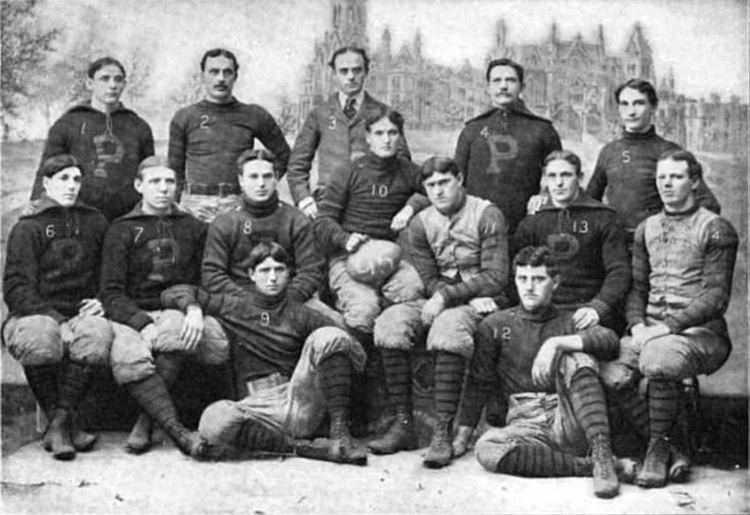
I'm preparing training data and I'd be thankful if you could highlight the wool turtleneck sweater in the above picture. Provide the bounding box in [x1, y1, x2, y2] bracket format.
[586, 126, 720, 233]
[314, 151, 428, 257]
[161, 283, 337, 382]
[202, 191, 325, 302]
[458, 304, 619, 428]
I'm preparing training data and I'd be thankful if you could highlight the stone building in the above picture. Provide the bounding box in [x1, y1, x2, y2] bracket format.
[296, 0, 748, 154]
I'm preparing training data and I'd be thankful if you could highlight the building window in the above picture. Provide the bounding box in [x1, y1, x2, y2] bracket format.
[391, 75, 402, 91]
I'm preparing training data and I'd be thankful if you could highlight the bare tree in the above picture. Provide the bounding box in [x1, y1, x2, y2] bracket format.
[275, 95, 299, 137]
[1, 0, 60, 140]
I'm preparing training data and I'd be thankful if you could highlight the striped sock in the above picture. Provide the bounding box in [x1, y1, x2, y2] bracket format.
[381, 349, 411, 407]
[497, 445, 587, 477]
[57, 361, 91, 412]
[616, 386, 650, 439]
[24, 364, 59, 414]
[126, 374, 180, 428]
[434, 351, 465, 418]
[648, 378, 683, 440]
[319, 353, 353, 413]
[569, 367, 610, 441]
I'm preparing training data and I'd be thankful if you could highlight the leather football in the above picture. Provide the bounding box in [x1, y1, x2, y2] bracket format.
[346, 239, 402, 287]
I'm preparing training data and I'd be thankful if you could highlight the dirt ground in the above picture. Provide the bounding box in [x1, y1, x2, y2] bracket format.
[1, 432, 748, 514]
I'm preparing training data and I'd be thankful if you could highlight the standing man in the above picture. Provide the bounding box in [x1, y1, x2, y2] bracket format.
[30, 57, 154, 221]
[586, 79, 720, 239]
[101, 156, 229, 456]
[601, 150, 737, 488]
[287, 46, 410, 219]
[454, 58, 561, 236]
[513, 150, 630, 334]
[455, 246, 630, 499]
[4, 155, 111, 460]
[168, 48, 291, 223]
[371, 156, 509, 468]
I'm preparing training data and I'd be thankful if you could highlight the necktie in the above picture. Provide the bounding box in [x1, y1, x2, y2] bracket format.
[344, 97, 357, 119]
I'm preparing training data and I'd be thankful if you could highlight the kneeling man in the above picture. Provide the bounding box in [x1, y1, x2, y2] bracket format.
[456, 246, 632, 499]
[162, 242, 368, 465]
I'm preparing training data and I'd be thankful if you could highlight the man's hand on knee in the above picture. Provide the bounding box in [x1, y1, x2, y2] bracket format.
[180, 306, 205, 351]
[469, 297, 499, 315]
[421, 293, 446, 326]
[140, 323, 158, 347]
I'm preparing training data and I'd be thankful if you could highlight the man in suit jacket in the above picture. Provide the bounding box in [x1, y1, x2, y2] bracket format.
[287, 46, 410, 219]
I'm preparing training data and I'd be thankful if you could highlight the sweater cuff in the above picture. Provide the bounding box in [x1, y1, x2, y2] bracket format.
[127, 311, 155, 332]
[586, 298, 612, 320]
[334, 231, 351, 252]
[662, 316, 684, 335]
[298, 196, 315, 211]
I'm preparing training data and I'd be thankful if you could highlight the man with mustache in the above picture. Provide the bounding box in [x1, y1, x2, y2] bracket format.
[168, 48, 291, 223]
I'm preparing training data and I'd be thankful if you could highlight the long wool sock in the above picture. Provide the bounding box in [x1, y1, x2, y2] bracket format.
[381, 349, 411, 407]
[434, 351, 465, 419]
[155, 353, 184, 387]
[569, 367, 611, 441]
[496, 445, 588, 477]
[57, 361, 91, 413]
[648, 378, 683, 440]
[318, 353, 353, 413]
[24, 364, 59, 414]
[126, 374, 180, 428]
[615, 386, 650, 439]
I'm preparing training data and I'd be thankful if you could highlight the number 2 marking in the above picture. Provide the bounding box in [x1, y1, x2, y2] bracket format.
[200, 115, 210, 129]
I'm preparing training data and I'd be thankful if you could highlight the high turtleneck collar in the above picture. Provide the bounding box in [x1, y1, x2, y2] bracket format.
[516, 304, 558, 321]
[247, 285, 288, 310]
[361, 150, 399, 171]
[622, 125, 657, 140]
[663, 202, 700, 218]
[243, 191, 279, 217]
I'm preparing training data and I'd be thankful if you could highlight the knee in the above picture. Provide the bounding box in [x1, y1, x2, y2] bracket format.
[639, 342, 685, 379]
[68, 316, 113, 366]
[306, 327, 366, 372]
[373, 306, 417, 351]
[426, 310, 475, 359]
[154, 310, 184, 351]
[4, 316, 64, 365]
[342, 298, 381, 333]
[199, 400, 243, 445]
[198, 316, 230, 365]
[381, 262, 425, 304]
[110, 325, 155, 385]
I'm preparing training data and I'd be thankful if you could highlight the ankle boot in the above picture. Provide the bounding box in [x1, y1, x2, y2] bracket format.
[423, 415, 453, 468]
[636, 437, 671, 488]
[125, 412, 153, 454]
[43, 408, 76, 460]
[329, 409, 368, 465]
[591, 433, 619, 499]
[368, 405, 417, 455]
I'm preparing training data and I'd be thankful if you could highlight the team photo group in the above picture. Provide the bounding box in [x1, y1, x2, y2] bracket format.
[2, 40, 739, 501]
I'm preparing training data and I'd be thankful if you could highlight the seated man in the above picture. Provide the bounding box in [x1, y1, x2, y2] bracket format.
[161, 242, 368, 465]
[455, 246, 633, 499]
[514, 150, 630, 334]
[371, 156, 509, 468]
[201, 148, 339, 322]
[101, 156, 228, 456]
[3, 154, 111, 460]
[314, 105, 427, 344]
[601, 149, 738, 488]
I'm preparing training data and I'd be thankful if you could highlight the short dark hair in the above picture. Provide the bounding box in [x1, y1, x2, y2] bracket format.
[40, 154, 82, 179]
[248, 241, 291, 271]
[328, 46, 370, 73]
[88, 57, 126, 79]
[615, 78, 658, 107]
[136, 156, 174, 180]
[658, 149, 704, 181]
[513, 245, 559, 277]
[364, 105, 404, 135]
[200, 48, 239, 73]
[237, 148, 277, 174]
[420, 156, 461, 182]
[486, 58, 524, 83]
[543, 150, 582, 176]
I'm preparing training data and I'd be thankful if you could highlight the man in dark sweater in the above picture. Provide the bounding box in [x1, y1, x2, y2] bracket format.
[101, 156, 228, 456]
[314, 106, 427, 339]
[4, 155, 111, 460]
[371, 156, 510, 468]
[514, 150, 631, 334]
[600, 150, 738, 488]
[454, 58, 562, 236]
[585, 79, 719, 239]
[29, 57, 154, 221]
[163, 242, 368, 465]
[287, 46, 410, 219]
[454, 246, 632, 499]
[168, 48, 291, 223]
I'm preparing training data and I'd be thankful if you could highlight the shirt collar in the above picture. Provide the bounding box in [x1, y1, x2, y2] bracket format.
[338, 90, 365, 111]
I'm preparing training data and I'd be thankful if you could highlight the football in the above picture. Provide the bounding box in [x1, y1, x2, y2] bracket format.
[346, 239, 402, 287]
